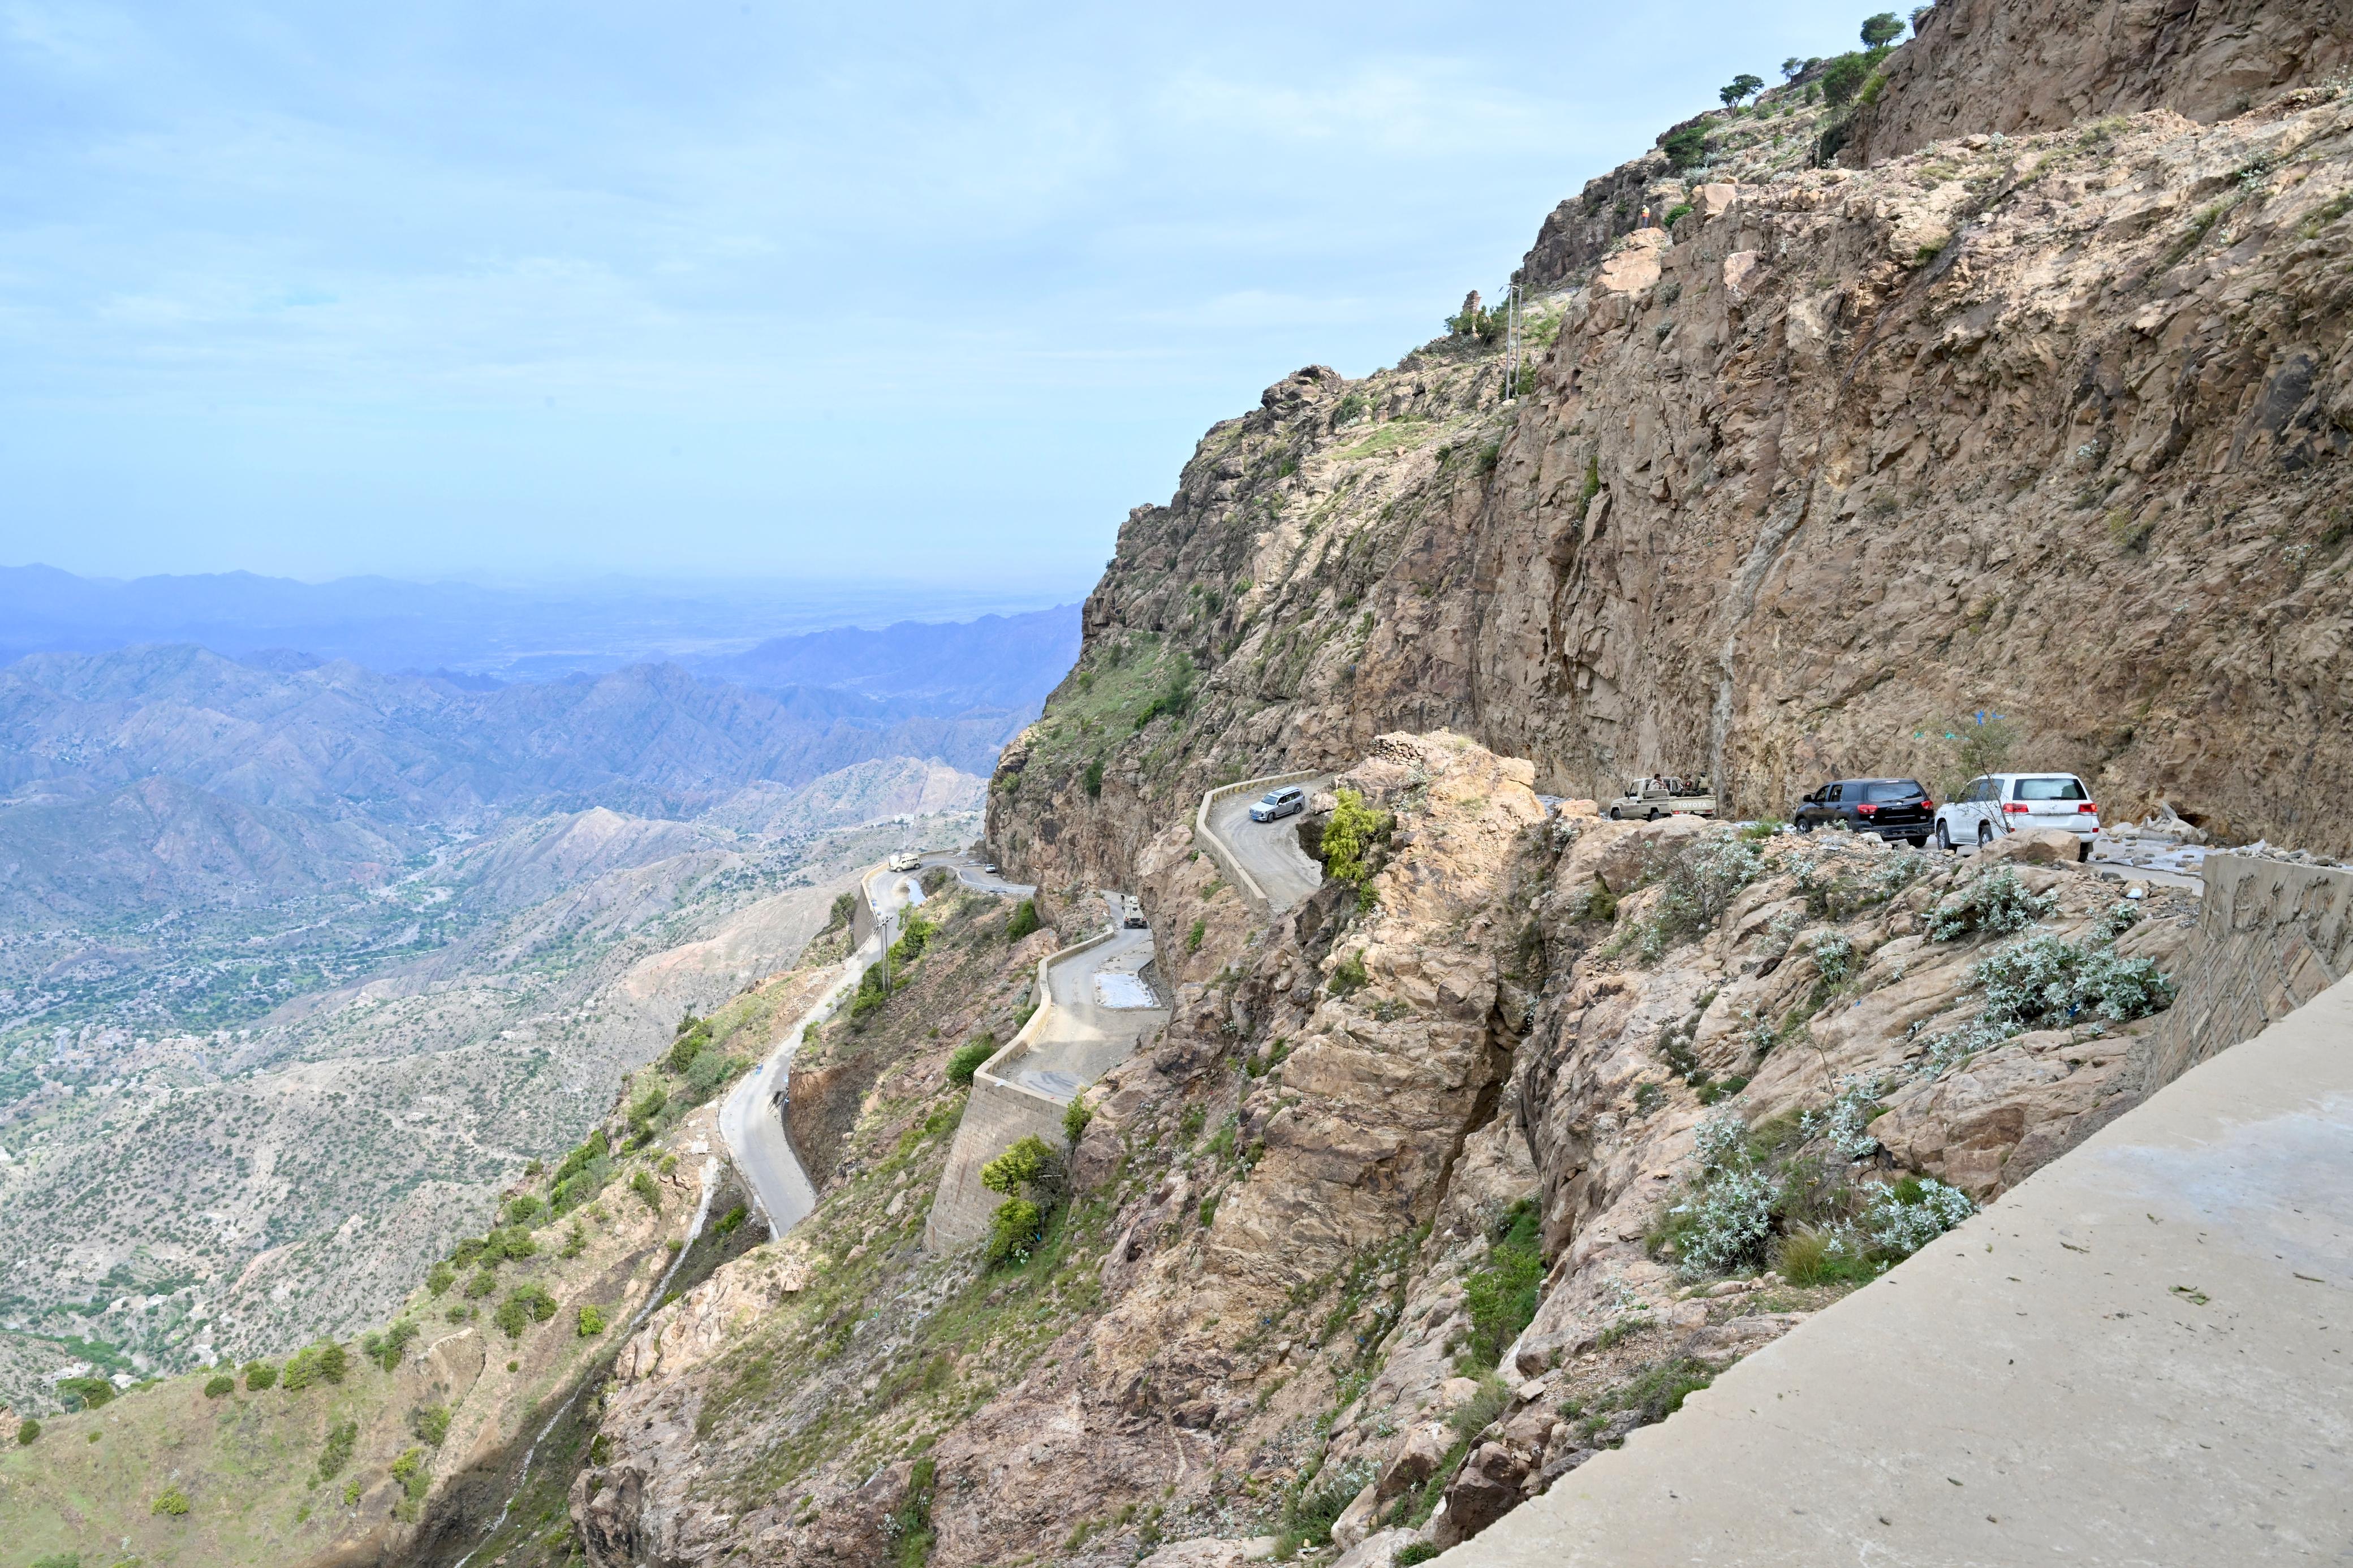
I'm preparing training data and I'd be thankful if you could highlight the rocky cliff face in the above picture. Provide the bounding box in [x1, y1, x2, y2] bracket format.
[994, 75, 2353, 916]
[1850, 0, 2353, 163]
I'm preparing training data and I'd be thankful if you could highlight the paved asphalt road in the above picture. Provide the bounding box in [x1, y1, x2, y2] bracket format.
[718, 860, 1004, 1238]
[998, 892, 1169, 1102]
[919, 850, 1036, 900]
[1206, 777, 1333, 915]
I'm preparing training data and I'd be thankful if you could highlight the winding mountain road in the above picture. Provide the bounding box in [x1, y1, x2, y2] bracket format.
[997, 898, 1165, 1099]
[1204, 777, 1333, 915]
[717, 862, 931, 1238]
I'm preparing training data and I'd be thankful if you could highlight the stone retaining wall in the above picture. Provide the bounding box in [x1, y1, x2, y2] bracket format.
[2140, 854, 2353, 1091]
[923, 926, 1120, 1252]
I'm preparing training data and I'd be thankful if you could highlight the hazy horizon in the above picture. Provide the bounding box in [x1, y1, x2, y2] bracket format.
[1, 1, 1865, 585]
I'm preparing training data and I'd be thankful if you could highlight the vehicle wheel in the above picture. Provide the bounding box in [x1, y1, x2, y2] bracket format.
[1647, 809, 1661, 822]
[1909, 835, 1928, 849]
[1796, 817, 1814, 833]
[1608, 806, 1621, 820]
[1977, 822, 1994, 848]
[1936, 823, 1952, 853]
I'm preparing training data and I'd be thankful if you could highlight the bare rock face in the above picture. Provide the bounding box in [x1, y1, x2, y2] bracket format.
[1852, 0, 2353, 163]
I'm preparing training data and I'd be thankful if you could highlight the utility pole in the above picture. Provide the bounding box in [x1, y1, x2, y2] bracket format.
[880, 910, 897, 995]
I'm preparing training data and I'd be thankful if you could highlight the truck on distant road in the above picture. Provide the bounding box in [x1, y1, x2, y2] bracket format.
[1606, 776, 1717, 820]
[888, 850, 921, 872]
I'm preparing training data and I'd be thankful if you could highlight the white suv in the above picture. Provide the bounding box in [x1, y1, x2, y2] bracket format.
[1934, 774, 2100, 854]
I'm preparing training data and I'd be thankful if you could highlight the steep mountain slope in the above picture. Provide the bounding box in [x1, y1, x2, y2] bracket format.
[992, 75, 2353, 917]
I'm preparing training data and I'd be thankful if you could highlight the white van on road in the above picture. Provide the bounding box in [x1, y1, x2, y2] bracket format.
[887, 850, 922, 872]
[1934, 774, 2100, 854]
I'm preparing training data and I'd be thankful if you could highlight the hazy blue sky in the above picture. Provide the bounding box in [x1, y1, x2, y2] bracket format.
[1, 2, 1867, 589]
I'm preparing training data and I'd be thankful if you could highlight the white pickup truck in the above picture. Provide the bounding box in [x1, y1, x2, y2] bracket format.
[1606, 776, 1718, 821]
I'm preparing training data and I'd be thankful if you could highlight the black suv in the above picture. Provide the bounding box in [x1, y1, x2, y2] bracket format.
[1794, 778, 1936, 845]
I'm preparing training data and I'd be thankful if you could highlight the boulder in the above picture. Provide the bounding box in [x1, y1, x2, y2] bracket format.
[1431, 1441, 1528, 1547]
[1330, 1480, 1381, 1552]
[1333, 1529, 1423, 1568]
[1981, 827, 2085, 865]
[1377, 1422, 1455, 1499]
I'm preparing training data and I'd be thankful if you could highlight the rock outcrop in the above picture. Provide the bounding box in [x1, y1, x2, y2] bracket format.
[1851, 0, 2353, 164]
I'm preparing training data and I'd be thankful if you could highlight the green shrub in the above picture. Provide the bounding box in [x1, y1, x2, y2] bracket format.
[390, 1444, 430, 1507]
[1773, 1225, 1878, 1287]
[55, 1376, 114, 1411]
[1662, 201, 1693, 228]
[1005, 899, 1039, 941]
[153, 1485, 192, 1517]
[280, 1341, 348, 1392]
[243, 1360, 278, 1392]
[29, 1554, 79, 1568]
[1275, 1460, 1377, 1556]
[426, 1260, 456, 1296]
[1329, 949, 1369, 996]
[316, 1419, 357, 1482]
[1319, 789, 1393, 899]
[1627, 833, 1763, 961]
[985, 1197, 1045, 1265]
[550, 1130, 612, 1214]
[561, 1221, 587, 1259]
[504, 1193, 545, 1226]
[1576, 878, 1619, 923]
[1859, 10, 1904, 45]
[716, 1203, 748, 1236]
[1083, 757, 1105, 798]
[1186, 917, 1205, 953]
[1820, 50, 1873, 105]
[891, 1455, 938, 1568]
[1459, 1200, 1545, 1370]
[578, 1303, 608, 1337]
[667, 1022, 710, 1075]
[363, 1320, 420, 1372]
[1448, 1376, 1512, 1440]
[1928, 867, 2059, 940]
[204, 1373, 236, 1398]
[464, 1268, 498, 1299]
[16, 1418, 41, 1445]
[1063, 1098, 1093, 1146]
[1652, 1113, 1775, 1278]
[1396, 1545, 1442, 1566]
[947, 1036, 996, 1086]
[1618, 1355, 1714, 1423]
[496, 1284, 559, 1340]
[1662, 122, 1708, 171]
[631, 1168, 662, 1211]
[412, 1404, 452, 1445]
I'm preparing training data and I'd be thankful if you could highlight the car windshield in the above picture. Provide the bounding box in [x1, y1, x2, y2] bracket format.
[2015, 777, 2088, 801]
[1258, 793, 1281, 805]
[1864, 780, 1924, 802]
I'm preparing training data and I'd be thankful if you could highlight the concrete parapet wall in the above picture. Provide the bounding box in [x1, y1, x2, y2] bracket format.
[2141, 854, 2353, 1091]
[1195, 770, 1321, 919]
[922, 925, 1117, 1252]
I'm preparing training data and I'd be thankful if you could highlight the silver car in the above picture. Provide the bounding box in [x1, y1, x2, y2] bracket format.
[1249, 785, 1307, 823]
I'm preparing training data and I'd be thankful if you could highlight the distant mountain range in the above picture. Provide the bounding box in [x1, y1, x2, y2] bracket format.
[0, 562, 1083, 683]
